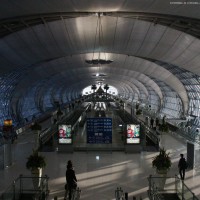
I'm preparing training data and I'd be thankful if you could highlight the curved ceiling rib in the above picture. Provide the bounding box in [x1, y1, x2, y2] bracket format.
[0, 0, 200, 20]
[0, 12, 200, 39]
[102, 68, 162, 102]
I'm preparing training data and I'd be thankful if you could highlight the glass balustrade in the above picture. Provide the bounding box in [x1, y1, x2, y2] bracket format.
[148, 175, 199, 200]
[0, 175, 49, 200]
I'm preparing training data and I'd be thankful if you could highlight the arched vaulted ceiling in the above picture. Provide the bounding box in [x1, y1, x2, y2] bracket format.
[0, 0, 200, 122]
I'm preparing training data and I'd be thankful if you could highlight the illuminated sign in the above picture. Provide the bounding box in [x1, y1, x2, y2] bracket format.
[126, 124, 140, 144]
[4, 119, 12, 126]
[126, 138, 140, 144]
[58, 125, 72, 144]
[59, 138, 72, 144]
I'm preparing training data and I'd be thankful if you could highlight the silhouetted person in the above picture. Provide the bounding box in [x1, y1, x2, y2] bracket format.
[178, 154, 187, 180]
[150, 118, 154, 128]
[145, 116, 149, 126]
[65, 160, 77, 200]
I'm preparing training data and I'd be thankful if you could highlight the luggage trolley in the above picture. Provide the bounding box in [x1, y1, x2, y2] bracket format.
[72, 187, 81, 200]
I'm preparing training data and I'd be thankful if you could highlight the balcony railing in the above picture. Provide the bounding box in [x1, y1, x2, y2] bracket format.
[0, 174, 49, 200]
[148, 175, 199, 200]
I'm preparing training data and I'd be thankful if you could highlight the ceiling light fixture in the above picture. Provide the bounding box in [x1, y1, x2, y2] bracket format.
[92, 73, 106, 77]
[85, 59, 113, 65]
[86, 13, 113, 74]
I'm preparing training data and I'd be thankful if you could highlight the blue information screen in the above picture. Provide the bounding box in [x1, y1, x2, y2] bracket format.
[87, 118, 112, 144]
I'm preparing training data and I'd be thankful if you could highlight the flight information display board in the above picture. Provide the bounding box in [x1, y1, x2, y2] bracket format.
[87, 118, 112, 144]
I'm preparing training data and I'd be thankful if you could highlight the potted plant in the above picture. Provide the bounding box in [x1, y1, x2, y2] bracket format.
[152, 148, 172, 189]
[104, 84, 109, 99]
[26, 150, 46, 188]
[152, 148, 171, 173]
[26, 150, 46, 170]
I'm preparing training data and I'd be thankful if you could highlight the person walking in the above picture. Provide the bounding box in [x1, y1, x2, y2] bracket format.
[65, 160, 77, 200]
[178, 154, 187, 180]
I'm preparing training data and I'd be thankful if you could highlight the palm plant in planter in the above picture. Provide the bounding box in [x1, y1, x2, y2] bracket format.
[152, 148, 171, 173]
[91, 84, 97, 93]
[104, 84, 109, 99]
[26, 150, 46, 170]
[26, 150, 46, 188]
[152, 148, 172, 189]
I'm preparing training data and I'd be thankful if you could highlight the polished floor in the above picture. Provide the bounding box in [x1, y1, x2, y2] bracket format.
[0, 120, 200, 200]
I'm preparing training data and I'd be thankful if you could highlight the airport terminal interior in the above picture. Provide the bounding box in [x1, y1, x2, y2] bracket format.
[1, 1, 200, 200]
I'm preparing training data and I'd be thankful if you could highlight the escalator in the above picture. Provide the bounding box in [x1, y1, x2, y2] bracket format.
[145, 135, 159, 152]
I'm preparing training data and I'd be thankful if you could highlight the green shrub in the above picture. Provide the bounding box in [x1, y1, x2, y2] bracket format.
[152, 148, 171, 171]
[26, 150, 46, 170]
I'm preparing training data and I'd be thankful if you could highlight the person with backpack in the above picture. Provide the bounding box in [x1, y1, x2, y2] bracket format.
[178, 154, 187, 180]
[65, 160, 77, 200]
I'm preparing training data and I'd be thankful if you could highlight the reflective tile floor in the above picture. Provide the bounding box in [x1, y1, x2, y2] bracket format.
[0, 128, 200, 200]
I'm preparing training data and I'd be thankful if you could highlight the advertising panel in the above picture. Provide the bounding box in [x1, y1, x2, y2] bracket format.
[126, 124, 140, 144]
[58, 124, 72, 144]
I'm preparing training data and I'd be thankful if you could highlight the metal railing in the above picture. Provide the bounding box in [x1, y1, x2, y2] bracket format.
[0, 174, 49, 200]
[148, 175, 199, 200]
[115, 187, 125, 200]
